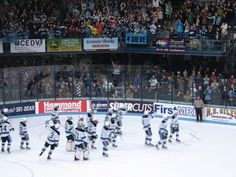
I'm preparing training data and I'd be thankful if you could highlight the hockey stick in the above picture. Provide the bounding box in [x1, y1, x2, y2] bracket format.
[180, 126, 201, 140]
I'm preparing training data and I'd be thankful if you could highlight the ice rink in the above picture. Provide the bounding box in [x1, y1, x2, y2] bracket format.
[1, 114, 236, 177]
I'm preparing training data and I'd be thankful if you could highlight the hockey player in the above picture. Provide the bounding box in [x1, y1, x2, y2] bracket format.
[74, 117, 89, 161]
[19, 118, 30, 150]
[101, 121, 111, 157]
[168, 111, 180, 143]
[105, 108, 113, 122]
[0, 116, 14, 153]
[0, 108, 8, 119]
[142, 110, 154, 146]
[109, 114, 118, 148]
[39, 123, 60, 160]
[45, 105, 60, 127]
[65, 116, 75, 151]
[115, 105, 127, 135]
[87, 116, 98, 149]
[156, 116, 169, 150]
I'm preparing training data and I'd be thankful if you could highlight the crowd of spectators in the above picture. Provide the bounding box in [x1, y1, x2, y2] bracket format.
[0, 0, 235, 43]
[2, 58, 236, 107]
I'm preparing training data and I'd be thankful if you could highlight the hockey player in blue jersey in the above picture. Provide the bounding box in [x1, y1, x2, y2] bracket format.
[101, 121, 111, 157]
[74, 117, 89, 161]
[0, 116, 14, 153]
[87, 116, 98, 149]
[19, 118, 30, 150]
[65, 116, 75, 151]
[39, 123, 60, 160]
[156, 116, 169, 150]
[168, 111, 180, 143]
[142, 110, 154, 146]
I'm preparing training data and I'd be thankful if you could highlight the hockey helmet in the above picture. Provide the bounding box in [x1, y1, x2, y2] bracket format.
[54, 105, 59, 111]
[2, 116, 8, 121]
[54, 123, 60, 129]
[173, 111, 178, 116]
[104, 121, 110, 127]
[108, 108, 113, 113]
[144, 110, 150, 115]
[79, 116, 84, 121]
[67, 116, 73, 120]
[163, 115, 168, 121]
[2, 108, 9, 113]
[77, 120, 85, 128]
[21, 118, 27, 122]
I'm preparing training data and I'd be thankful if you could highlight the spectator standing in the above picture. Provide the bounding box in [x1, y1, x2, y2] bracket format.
[193, 96, 204, 122]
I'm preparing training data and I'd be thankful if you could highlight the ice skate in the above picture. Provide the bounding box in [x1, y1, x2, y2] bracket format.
[103, 152, 108, 157]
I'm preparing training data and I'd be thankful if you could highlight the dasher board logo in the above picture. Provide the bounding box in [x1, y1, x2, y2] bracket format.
[205, 107, 236, 121]
[37, 100, 87, 114]
[10, 39, 46, 53]
[109, 101, 153, 113]
[153, 102, 195, 118]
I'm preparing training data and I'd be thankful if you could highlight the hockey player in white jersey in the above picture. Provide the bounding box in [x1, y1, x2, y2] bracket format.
[156, 116, 169, 150]
[74, 117, 89, 161]
[87, 116, 98, 149]
[39, 123, 60, 160]
[0, 116, 14, 153]
[142, 110, 154, 146]
[0, 108, 8, 119]
[115, 105, 127, 135]
[65, 116, 75, 151]
[168, 111, 180, 143]
[87, 108, 97, 123]
[109, 114, 118, 148]
[100, 121, 111, 157]
[19, 118, 30, 150]
[45, 105, 60, 127]
[105, 108, 113, 122]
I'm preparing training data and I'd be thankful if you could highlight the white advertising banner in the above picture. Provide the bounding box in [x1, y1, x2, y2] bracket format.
[0, 40, 3, 53]
[83, 38, 118, 50]
[204, 107, 236, 123]
[10, 39, 46, 53]
[153, 102, 196, 119]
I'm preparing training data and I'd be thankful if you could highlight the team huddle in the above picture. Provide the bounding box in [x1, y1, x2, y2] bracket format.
[0, 105, 180, 160]
[39, 105, 127, 160]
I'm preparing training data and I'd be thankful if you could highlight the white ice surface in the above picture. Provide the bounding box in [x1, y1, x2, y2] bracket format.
[0, 115, 236, 177]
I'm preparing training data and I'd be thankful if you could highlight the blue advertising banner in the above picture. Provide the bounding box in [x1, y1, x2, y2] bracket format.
[0, 102, 35, 116]
[91, 100, 109, 112]
[125, 33, 148, 45]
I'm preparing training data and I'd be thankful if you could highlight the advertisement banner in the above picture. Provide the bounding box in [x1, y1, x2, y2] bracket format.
[0, 40, 3, 53]
[10, 39, 46, 53]
[36, 100, 88, 114]
[204, 107, 236, 122]
[83, 38, 118, 51]
[109, 101, 153, 114]
[47, 39, 82, 52]
[0, 102, 35, 116]
[125, 33, 147, 45]
[91, 100, 109, 112]
[156, 39, 185, 52]
[153, 102, 195, 118]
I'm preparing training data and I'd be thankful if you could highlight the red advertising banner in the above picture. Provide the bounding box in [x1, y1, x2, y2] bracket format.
[37, 100, 88, 114]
